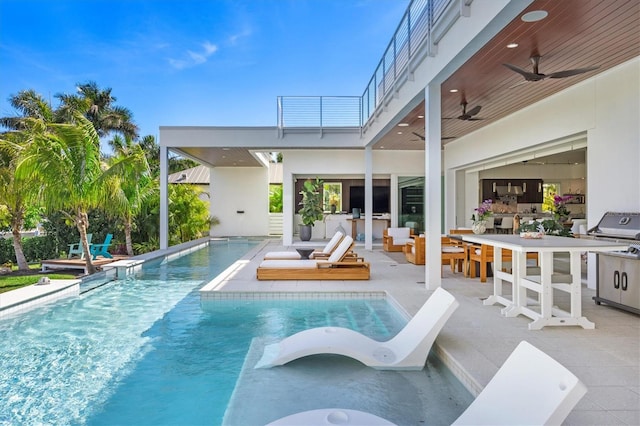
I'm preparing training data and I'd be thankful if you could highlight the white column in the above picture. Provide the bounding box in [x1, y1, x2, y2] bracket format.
[364, 146, 373, 250]
[425, 83, 442, 290]
[283, 171, 293, 246]
[159, 145, 169, 250]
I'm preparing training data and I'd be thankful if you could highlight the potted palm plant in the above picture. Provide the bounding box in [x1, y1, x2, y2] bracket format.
[298, 178, 324, 241]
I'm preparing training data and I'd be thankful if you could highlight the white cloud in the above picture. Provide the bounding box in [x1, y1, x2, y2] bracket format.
[169, 40, 218, 70]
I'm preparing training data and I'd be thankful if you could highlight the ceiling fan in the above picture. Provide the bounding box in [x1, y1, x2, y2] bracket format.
[503, 55, 599, 86]
[444, 101, 483, 121]
[411, 132, 455, 141]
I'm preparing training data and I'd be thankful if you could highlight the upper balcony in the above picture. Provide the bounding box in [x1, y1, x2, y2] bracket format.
[277, 0, 471, 138]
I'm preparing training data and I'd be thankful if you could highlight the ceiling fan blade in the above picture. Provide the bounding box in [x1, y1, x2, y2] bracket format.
[503, 63, 544, 81]
[411, 132, 425, 140]
[466, 105, 482, 116]
[465, 118, 484, 121]
[546, 66, 599, 79]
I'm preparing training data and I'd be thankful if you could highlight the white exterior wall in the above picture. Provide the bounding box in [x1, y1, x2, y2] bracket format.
[210, 167, 269, 237]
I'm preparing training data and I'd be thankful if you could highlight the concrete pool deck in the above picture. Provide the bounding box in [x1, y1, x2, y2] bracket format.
[209, 238, 640, 426]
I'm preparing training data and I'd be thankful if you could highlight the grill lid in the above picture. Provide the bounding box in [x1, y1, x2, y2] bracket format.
[588, 212, 640, 240]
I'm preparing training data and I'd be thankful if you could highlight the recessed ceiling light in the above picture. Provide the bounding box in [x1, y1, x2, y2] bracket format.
[380, 146, 385, 149]
[449, 89, 458, 93]
[398, 123, 409, 127]
[222, 148, 230, 151]
[397, 131, 403, 135]
[521, 10, 548, 22]
[506, 42, 519, 48]
[418, 115, 424, 119]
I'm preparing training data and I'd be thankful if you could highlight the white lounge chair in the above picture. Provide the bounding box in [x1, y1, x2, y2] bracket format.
[263, 231, 344, 260]
[267, 409, 395, 426]
[265, 340, 587, 426]
[255, 287, 459, 370]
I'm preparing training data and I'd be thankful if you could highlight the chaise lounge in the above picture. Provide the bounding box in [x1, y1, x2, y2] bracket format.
[257, 235, 369, 280]
[265, 340, 587, 425]
[263, 231, 345, 260]
[255, 287, 458, 370]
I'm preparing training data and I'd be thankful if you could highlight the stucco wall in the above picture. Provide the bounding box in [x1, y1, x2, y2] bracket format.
[210, 167, 269, 237]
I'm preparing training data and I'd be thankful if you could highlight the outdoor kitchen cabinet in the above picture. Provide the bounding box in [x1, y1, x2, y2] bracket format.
[596, 253, 640, 314]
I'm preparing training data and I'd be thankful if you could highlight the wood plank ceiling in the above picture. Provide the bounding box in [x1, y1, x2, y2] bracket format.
[374, 0, 640, 151]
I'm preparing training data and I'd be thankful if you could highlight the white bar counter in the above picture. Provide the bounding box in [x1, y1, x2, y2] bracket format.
[462, 234, 627, 330]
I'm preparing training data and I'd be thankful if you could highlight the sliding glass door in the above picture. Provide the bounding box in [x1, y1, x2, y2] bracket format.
[398, 176, 424, 234]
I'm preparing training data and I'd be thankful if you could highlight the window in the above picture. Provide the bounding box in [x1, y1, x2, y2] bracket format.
[323, 182, 342, 212]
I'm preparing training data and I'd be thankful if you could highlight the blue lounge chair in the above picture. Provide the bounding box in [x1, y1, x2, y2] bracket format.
[68, 233, 92, 259]
[90, 234, 113, 260]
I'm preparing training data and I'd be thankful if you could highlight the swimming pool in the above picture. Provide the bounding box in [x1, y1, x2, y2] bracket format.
[0, 241, 471, 425]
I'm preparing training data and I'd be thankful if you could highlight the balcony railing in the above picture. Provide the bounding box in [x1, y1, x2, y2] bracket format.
[277, 96, 362, 129]
[277, 0, 462, 133]
[361, 0, 454, 126]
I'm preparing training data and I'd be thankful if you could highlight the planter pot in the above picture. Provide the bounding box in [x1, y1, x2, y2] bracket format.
[472, 221, 487, 234]
[299, 224, 313, 241]
[520, 231, 544, 239]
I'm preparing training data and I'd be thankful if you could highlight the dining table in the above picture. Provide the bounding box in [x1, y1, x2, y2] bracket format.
[461, 234, 627, 330]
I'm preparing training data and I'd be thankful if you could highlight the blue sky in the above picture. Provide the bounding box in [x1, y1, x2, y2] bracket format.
[0, 0, 408, 143]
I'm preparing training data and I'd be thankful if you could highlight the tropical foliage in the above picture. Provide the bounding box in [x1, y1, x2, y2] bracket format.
[298, 178, 324, 226]
[0, 82, 219, 273]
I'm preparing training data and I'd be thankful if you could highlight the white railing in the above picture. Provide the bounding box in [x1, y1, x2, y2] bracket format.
[277, 96, 362, 128]
[277, 0, 462, 133]
[361, 0, 455, 125]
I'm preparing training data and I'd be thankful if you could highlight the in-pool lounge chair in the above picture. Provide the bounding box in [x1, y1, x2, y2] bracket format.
[255, 287, 458, 370]
[265, 341, 587, 426]
[263, 231, 345, 260]
[256, 236, 369, 280]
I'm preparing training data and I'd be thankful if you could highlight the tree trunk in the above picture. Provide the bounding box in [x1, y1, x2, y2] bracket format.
[10, 209, 29, 271]
[11, 229, 30, 271]
[125, 219, 133, 256]
[77, 209, 96, 275]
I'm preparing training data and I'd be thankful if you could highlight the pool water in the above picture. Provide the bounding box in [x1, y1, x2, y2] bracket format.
[0, 241, 468, 426]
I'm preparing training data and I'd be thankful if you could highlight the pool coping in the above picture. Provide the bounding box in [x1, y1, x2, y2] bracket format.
[0, 279, 80, 319]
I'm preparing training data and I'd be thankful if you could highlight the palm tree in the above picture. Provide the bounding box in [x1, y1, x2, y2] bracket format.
[14, 114, 103, 274]
[0, 132, 35, 271]
[0, 89, 55, 130]
[0, 90, 55, 271]
[56, 81, 139, 144]
[102, 135, 156, 256]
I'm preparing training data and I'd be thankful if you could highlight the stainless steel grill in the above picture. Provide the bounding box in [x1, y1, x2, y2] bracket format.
[589, 212, 640, 314]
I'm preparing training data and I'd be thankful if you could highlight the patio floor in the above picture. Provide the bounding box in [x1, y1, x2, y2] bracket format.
[211, 238, 640, 425]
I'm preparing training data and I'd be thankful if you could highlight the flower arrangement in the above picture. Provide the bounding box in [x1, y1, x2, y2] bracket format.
[551, 194, 572, 221]
[471, 199, 493, 223]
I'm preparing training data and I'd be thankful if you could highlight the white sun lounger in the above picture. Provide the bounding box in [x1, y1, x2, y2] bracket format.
[265, 340, 587, 426]
[255, 287, 459, 370]
[267, 409, 395, 426]
[263, 231, 344, 260]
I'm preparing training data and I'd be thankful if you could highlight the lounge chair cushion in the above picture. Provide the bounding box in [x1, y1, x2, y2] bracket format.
[327, 236, 353, 263]
[263, 231, 344, 260]
[442, 247, 464, 253]
[387, 227, 410, 239]
[258, 260, 317, 269]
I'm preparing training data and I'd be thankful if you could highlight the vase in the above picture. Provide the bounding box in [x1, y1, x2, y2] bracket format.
[472, 221, 487, 234]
